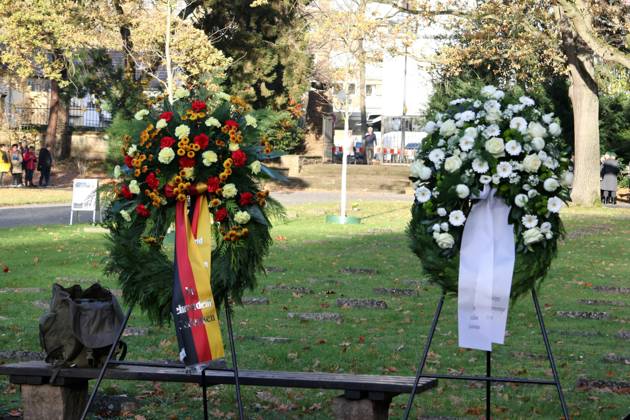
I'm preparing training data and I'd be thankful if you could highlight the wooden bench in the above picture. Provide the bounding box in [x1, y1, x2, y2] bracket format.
[0, 361, 437, 420]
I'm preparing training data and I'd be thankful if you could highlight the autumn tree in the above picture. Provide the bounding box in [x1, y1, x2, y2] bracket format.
[397, 0, 629, 206]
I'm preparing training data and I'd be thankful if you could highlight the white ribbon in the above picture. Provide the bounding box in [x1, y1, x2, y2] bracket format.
[458, 186, 515, 351]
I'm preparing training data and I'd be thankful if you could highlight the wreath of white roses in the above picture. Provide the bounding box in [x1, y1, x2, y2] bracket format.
[408, 85, 573, 298]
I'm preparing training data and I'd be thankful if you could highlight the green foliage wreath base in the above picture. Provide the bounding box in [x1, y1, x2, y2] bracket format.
[103, 198, 280, 325]
[408, 203, 561, 299]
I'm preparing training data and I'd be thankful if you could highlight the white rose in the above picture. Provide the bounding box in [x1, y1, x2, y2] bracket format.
[158, 147, 175, 164]
[129, 180, 140, 195]
[527, 122, 547, 138]
[514, 194, 529, 208]
[120, 209, 131, 222]
[437, 207, 447, 217]
[432, 223, 441, 233]
[222, 183, 238, 198]
[531, 137, 545, 151]
[245, 114, 258, 128]
[485, 108, 502, 123]
[519, 96, 535, 107]
[547, 197, 564, 213]
[464, 127, 478, 138]
[542, 113, 554, 124]
[229, 143, 240, 152]
[484, 137, 505, 157]
[456, 184, 470, 199]
[205, 117, 221, 128]
[156, 118, 168, 130]
[523, 227, 544, 245]
[492, 90, 505, 100]
[548, 122, 562, 137]
[439, 119, 458, 137]
[435, 232, 455, 249]
[444, 156, 463, 173]
[509, 117, 528, 134]
[410, 160, 425, 177]
[560, 171, 574, 187]
[127, 144, 137, 156]
[113, 165, 121, 178]
[249, 160, 262, 175]
[543, 177, 560, 192]
[545, 232, 553, 240]
[522, 154, 542, 173]
[174, 87, 190, 100]
[234, 210, 251, 224]
[134, 109, 149, 120]
[459, 136, 475, 151]
[428, 149, 446, 166]
[202, 150, 218, 166]
[174, 124, 190, 139]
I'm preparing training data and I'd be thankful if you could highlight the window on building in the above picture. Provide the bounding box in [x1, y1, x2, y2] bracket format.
[366, 84, 381, 96]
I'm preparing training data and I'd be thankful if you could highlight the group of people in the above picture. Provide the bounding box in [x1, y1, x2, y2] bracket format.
[0, 142, 53, 188]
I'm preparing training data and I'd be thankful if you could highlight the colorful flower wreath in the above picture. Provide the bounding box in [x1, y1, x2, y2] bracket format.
[408, 85, 573, 298]
[102, 89, 282, 323]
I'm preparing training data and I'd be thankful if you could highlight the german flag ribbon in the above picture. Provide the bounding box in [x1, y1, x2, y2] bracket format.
[172, 196, 224, 367]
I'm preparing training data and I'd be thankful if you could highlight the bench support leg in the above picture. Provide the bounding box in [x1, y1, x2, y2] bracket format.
[332, 395, 392, 420]
[22, 383, 87, 420]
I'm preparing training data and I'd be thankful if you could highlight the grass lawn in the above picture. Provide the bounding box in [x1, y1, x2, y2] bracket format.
[0, 201, 629, 419]
[0, 187, 72, 207]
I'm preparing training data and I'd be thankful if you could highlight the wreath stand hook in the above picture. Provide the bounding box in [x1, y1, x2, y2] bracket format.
[403, 289, 570, 420]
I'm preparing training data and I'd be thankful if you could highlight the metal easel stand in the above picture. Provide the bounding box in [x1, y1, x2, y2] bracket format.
[403, 289, 570, 420]
[202, 299, 245, 420]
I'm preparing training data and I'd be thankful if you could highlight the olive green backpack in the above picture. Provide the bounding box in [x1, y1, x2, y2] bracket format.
[39, 283, 127, 368]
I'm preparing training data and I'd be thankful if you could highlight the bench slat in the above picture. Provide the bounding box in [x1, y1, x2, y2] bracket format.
[0, 361, 436, 394]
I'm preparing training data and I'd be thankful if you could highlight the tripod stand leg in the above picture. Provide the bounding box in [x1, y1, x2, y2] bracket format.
[532, 289, 570, 419]
[403, 293, 445, 420]
[486, 351, 491, 419]
[202, 368, 209, 420]
[80, 305, 134, 420]
[224, 301, 245, 420]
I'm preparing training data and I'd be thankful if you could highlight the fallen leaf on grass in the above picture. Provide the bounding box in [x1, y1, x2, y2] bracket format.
[275, 235, 287, 241]
[358, 335, 365, 343]
[465, 407, 484, 415]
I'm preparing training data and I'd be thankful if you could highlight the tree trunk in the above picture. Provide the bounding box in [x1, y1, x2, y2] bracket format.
[565, 49, 600, 206]
[358, 41, 367, 135]
[58, 100, 71, 160]
[45, 79, 60, 153]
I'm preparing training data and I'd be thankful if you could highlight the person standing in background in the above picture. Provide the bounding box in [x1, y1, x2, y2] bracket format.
[0, 144, 10, 187]
[10, 143, 23, 187]
[23, 146, 37, 187]
[363, 126, 376, 165]
[38, 145, 52, 187]
[600, 153, 620, 205]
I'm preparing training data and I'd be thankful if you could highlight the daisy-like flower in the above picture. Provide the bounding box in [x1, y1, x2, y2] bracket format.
[505, 140, 522, 156]
[509, 117, 528, 134]
[415, 186, 432, 203]
[458, 110, 476, 122]
[459, 136, 475, 151]
[482, 124, 501, 139]
[521, 214, 538, 229]
[428, 149, 446, 166]
[464, 126, 478, 138]
[479, 175, 492, 184]
[472, 158, 489, 173]
[547, 197, 564, 213]
[449, 210, 466, 226]
[496, 161, 513, 178]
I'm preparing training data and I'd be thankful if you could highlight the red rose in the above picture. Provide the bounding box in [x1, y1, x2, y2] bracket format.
[191, 100, 207, 113]
[224, 119, 239, 129]
[207, 177, 221, 193]
[239, 192, 253, 207]
[178, 157, 196, 168]
[160, 136, 176, 149]
[159, 111, 173, 122]
[214, 207, 228, 222]
[124, 155, 133, 168]
[136, 204, 150, 218]
[146, 172, 159, 190]
[120, 184, 133, 199]
[193, 133, 209, 150]
[231, 149, 247, 167]
[164, 183, 176, 198]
